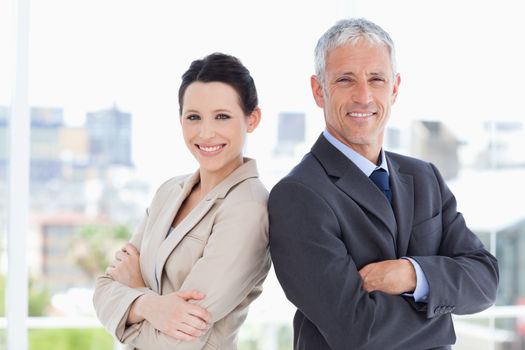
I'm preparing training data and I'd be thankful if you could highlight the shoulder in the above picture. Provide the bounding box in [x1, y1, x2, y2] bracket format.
[223, 177, 268, 208]
[215, 158, 269, 207]
[146, 173, 191, 209]
[279, 152, 325, 183]
[270, 152, 329, 195]
[269, 153, 335, 213]
[386, 151, 436, 176]
[160, 173, 190, 188]
[387, 151, 448, 196]
[155, 173, 190, 195]
[214, 178, 269, 238]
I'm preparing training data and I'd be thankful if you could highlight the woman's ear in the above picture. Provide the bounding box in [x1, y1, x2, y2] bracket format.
[246, 107, 262, 133]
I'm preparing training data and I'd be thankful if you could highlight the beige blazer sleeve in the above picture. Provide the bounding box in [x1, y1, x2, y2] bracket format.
[121, 200, 270, 349]
[93, 208, 156, 339]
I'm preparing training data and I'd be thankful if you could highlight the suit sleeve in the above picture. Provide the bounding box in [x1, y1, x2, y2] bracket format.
[93, 207, 207, 349]
[269, 180, 458, 350]
[121, 200, 271, 350]
[93, 208, 157, 341]
[410, 163, 499, 318]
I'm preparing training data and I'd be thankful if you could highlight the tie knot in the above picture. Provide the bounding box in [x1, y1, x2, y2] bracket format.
[369, 168, 392, 203]
[369, 168, 390, 191]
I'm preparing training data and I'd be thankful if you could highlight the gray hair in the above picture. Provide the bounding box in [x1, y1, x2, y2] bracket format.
[314, 18, 397, 85]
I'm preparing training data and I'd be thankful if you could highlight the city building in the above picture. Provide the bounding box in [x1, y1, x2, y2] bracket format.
[410, 120, 460, 180]
[86, 104, 133, 168]
[274, 112, 306, 156]
[476, 121, 525, 169]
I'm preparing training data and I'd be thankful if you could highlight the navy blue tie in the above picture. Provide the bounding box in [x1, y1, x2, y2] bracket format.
[369, 168, 392, 204]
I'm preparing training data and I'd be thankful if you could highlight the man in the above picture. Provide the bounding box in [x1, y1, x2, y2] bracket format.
[268, 18, 499, 350]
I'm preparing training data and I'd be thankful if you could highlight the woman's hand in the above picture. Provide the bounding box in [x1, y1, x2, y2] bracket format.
[106, 243, 146, 288]
[131, 290, 211, 341]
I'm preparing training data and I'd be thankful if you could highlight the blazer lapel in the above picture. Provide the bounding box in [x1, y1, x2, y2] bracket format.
[154, 158, 260, 291]
[387, 154, 415, 258]
[311, 135, 397, 242]
[153, 193, 216, 286]
[141, 172, 199, 292]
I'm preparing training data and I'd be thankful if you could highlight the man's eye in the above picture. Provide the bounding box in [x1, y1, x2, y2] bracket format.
[216, 114, 231, 120]
[370, 77, 386, 83]
[336, 77, 352, 83]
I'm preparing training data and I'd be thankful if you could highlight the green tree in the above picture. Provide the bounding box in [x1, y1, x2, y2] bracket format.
[0, 275, 51, 316]
[29, 328, 113, 350]
[68, 224, 131, 279]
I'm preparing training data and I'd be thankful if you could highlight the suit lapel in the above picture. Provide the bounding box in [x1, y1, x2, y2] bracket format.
[387, 153, 415, 257]
[311, 135, 397, 242]
[153, 158, 259, 291]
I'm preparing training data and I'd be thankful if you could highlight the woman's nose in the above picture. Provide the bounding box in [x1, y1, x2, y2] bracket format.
[199, 118, 216, 139]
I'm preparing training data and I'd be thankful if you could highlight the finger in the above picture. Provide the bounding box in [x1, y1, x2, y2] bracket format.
[177, 322, 206, 337]
[124, 243, 140, 256]
[359, 262, 375, 273]
[105, 265, 114, 276]
[182, 315, 208, 331]
[177, 290, 206, 301]
[170, 330, 197, 342]
[361, 277, 374, 292]
[115, 250, 127, 261]
[359, 265, 373, 279]
[188, 305, 211, 324]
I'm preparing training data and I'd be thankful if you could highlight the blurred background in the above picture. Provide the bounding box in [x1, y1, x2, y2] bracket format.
[1, 0, 525, 349]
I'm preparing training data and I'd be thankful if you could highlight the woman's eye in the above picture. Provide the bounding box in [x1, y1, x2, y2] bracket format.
[216, 114, 231, 120]
[186, 114, 200, 121]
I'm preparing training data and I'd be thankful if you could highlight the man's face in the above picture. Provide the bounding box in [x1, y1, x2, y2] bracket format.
[311, 40, 400, 159]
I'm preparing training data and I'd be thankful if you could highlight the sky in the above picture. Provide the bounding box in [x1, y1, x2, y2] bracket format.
[1, 0, 525, 185]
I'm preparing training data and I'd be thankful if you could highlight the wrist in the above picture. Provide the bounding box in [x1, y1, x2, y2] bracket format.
[401, 258, 417, 293]
[128, 294, 153, 324]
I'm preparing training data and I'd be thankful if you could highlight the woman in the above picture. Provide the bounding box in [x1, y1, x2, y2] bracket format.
[93, 53, 271, 350]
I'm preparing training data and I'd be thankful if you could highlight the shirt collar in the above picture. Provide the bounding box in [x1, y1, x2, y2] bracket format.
[323, 129, 389, 177]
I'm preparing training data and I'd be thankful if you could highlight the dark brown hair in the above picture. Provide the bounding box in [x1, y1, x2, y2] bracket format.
[178, 53, 258, 116]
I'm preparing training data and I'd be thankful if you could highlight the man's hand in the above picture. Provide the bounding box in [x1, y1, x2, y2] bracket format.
[131, 290, 211, 341]
[106, 243, 146, 288]
[359, 259, 416, 295]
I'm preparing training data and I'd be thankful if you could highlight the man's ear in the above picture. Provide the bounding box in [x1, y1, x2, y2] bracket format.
[246, 107, 261, 133]
[391, 73, 401, 104]
[311, 75, 326, 108]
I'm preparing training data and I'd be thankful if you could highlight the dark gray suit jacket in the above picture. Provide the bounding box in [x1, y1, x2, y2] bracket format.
[268, 135, 499, 350]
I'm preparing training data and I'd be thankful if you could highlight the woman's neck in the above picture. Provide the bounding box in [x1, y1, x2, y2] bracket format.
[197, 157, 244, 197]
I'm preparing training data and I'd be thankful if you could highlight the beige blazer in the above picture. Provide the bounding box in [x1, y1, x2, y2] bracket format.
[93, 159, 271, 350]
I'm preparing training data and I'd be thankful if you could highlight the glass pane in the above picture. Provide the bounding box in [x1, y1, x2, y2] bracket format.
[356, 1, 525, 348]
[0, 0, 13, 347]
[24, 1, 525, 350]
[26, 1, 350, 348]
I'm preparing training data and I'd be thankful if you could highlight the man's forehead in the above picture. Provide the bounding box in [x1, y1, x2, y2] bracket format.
[325, 43, 392, 71]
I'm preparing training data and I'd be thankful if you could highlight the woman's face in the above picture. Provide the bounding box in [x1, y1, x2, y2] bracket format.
[180, 81, 260, 177]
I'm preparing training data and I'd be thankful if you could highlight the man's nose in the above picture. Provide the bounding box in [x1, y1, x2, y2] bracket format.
[352, 82, 372, 105]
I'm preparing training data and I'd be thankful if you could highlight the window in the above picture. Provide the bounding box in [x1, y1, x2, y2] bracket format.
[5, 0, 525, 349]
[0, 0, 14, 348]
